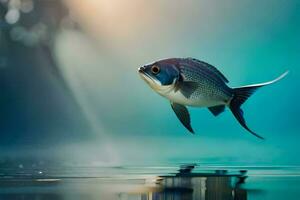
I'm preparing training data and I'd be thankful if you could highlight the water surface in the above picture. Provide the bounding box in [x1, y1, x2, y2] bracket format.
[1, 164, 300, 200]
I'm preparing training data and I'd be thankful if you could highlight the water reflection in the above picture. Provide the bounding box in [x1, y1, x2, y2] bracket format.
[0, 164, 249, 200]
[2, 165, 300, 200]
[119, 164, 247, 200]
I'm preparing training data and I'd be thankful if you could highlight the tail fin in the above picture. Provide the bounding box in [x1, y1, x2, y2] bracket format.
[229, 71, 289, 139]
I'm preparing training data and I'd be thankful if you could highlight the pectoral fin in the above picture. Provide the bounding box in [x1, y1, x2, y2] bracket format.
[177, 81, 199, 98]
[170, 102, 194, 134]
[208, 105, 225, 116]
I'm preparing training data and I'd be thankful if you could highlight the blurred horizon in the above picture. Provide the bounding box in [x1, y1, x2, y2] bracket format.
[0, 0, 299, 167]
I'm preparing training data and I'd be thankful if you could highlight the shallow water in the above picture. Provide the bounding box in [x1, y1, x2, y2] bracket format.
[0, 164, 300, 200]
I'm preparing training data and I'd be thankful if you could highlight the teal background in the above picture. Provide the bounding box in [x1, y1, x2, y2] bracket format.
[0, 0, 299, 166]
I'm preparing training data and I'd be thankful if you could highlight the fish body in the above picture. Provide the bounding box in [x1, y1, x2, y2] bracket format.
[138, 57, 288, 139]
[162, 59, 233, 107]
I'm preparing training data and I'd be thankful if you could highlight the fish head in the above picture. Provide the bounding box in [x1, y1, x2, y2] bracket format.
[138, 60, 180, 93]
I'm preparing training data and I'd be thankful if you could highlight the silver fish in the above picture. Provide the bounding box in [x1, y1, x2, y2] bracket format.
[138, 57, 288, 139]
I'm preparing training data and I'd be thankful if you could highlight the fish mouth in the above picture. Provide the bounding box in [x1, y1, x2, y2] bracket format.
[138, 66, 145, 73]
[138, 67, 162, 89]
[138, 66, 152, 81]
[139, 69, 154, 83]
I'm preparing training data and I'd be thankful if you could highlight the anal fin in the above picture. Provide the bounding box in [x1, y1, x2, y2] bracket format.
[208, 105, 225, 116]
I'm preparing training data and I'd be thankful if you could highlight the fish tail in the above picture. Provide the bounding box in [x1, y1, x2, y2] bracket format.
[229, 71, 289, 139]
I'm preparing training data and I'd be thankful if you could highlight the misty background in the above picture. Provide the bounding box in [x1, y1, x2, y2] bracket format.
[0, 0, 299, 167]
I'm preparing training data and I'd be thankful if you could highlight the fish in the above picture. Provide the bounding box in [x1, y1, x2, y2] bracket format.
[138, 57, 288, 139]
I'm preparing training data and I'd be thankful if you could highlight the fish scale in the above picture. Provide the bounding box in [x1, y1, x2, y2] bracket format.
[179, 62, 232, 94]
[182, 58, 229, 83]
[180, 67, 232, 103]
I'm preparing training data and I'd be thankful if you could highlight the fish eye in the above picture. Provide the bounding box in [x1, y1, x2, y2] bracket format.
[151, 66, 160, 74]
